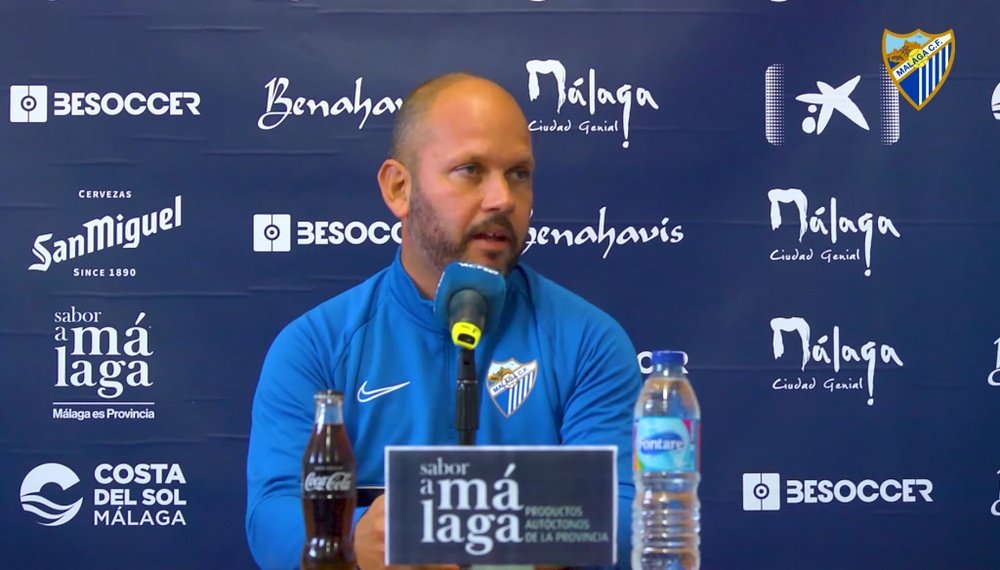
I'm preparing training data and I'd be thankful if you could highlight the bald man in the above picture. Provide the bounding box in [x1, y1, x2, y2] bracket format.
[246, 74, 641, 570]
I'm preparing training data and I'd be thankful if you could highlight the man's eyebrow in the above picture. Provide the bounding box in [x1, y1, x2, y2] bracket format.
[443, 153, 535, 168]
[441, 152, 482, 165]
[511, 157, 536, 169]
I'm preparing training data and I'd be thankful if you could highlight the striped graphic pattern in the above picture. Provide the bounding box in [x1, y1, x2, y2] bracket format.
[505, 369, 536, 416]
[916, 43, 951, 105]
[765, 64, 785, 146]
[880, 65, 900, 145]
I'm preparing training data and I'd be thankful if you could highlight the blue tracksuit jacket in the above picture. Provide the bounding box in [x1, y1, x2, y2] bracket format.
[246, 253, 641, 569]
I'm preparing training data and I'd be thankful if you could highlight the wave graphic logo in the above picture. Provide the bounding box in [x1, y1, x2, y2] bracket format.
[20, 463, 83, 526]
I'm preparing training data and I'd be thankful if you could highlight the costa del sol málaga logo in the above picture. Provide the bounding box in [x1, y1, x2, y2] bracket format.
[20, 463, 83, 526]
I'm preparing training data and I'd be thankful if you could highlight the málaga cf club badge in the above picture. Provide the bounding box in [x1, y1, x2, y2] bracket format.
[486, 359, 538, 418]
[882, 29, 955, 111]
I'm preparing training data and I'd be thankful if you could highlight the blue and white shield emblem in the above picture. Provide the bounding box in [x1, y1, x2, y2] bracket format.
[486, 359, 538, 418]
[882, 29, 955, 111]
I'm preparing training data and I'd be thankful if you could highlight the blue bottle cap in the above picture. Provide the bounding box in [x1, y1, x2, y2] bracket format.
[650, 350, 686, 366]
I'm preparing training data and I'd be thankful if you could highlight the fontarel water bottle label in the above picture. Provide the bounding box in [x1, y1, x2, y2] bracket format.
[634, 417, 699, 473]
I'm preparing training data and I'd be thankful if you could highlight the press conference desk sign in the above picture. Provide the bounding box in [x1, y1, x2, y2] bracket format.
[385, 445, 617, 567]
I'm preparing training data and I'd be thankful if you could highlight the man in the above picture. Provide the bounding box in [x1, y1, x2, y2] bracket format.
[246, 73, 641, 569]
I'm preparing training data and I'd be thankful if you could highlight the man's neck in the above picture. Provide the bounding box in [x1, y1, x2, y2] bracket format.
[398, 247, 440, 300]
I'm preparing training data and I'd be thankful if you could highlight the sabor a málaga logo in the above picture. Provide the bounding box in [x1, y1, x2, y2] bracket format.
[51, 306, 157, 421]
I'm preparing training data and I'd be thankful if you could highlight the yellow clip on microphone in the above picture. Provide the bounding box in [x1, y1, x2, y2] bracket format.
[451, 321, 482, 350]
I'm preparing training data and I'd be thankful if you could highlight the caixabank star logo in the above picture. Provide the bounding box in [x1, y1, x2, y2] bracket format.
[882, 29, 955, 111]
[764, 65, 900, 146]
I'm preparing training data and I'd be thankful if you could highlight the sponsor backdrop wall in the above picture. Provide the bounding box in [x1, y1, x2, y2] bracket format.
[2, 0, 998, 568]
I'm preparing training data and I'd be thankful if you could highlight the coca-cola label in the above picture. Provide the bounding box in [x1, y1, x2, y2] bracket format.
[303, 469, 353, 494]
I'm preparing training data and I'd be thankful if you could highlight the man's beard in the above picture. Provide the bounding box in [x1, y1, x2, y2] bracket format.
[407, 180, 523, 275]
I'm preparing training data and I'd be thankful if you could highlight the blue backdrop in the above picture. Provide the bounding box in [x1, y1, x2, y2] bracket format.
[2, 0, 998, 568]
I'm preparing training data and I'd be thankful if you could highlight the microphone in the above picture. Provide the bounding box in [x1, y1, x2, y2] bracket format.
[433, 262, 506, 349]
[434, 263, 506, 448]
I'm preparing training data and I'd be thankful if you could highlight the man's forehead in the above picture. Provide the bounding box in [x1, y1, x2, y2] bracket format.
[425, 79, 525, 125]
[421, 92, 529, 149]
[419, 125, 533, 163]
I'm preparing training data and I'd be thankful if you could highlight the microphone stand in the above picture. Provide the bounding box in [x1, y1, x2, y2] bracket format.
[455, 347, 477, 570]
[455, 347, 478, 446]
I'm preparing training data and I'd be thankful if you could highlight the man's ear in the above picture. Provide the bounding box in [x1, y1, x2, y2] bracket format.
[378, 159, 411, 219]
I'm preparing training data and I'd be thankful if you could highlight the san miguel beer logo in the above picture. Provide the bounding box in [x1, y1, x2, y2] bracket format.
[486, 359, 538, 418]
[882, 29, 955, 110]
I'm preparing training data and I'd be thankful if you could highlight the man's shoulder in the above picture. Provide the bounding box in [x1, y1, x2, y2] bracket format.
[513, 264, 640, 387]
[513, 264, 623, 331]
[280, 266, 392, 345]
[312, 266, 392, 315]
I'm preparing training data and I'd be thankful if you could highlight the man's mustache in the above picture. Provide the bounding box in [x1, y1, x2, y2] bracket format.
[463, 216, 518, 244]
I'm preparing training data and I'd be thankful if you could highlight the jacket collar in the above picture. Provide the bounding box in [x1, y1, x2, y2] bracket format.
[386, 249, 445, 334]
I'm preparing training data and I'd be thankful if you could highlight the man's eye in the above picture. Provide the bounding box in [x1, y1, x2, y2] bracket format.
[510, 169, 532, 181]
[456, 164, 480, 175]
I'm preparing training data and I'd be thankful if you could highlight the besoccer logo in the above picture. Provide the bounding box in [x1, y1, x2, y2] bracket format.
[253, 214, 292, 252]
[10, 85, 48, 122]
[20, 463, 83, 526]
[742, 472, 933, 511]
[743, 472, 781, 511]
[9, 85, 200, 123]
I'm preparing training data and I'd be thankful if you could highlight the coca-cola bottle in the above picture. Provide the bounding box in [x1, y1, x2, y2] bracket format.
[302, 390, 357, 570]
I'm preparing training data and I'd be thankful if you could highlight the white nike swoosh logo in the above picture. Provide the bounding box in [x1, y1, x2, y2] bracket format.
[356, 380, 411, 403]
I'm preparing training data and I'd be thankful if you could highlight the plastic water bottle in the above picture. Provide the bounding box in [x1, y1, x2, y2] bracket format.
[632, 350, 701, 570]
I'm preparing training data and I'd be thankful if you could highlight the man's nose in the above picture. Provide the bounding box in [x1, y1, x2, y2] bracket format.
[481, 173, 515, 213]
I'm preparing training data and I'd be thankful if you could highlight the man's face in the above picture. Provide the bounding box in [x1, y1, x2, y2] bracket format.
[404, 85, 534, 276]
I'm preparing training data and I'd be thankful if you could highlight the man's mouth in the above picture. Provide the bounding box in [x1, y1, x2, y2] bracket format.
[472, 231, 510, 243]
